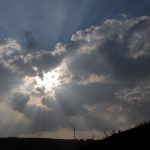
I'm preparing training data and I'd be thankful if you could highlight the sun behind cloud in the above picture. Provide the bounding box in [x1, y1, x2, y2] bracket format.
[33, 61, 71, 99]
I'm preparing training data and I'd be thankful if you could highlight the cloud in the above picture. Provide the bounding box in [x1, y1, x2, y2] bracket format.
[10, 50, 63, 76]
[115, 81, 150, 121]
[11, 92, 29, 112]
[0, 101, 30, 137]
[0, 15, 150, 137]
[2, 41, 67, 77]
[24, 30, 39, 50]
[0, 38, 22, 56]
[116, 81, 150, 105]
[0, 64, 22, 98]
[69, 16, 150, 82]
[12, 100, 71, 132]
[0, 0, 97, 50]
[55, 15, 150, 129]
[0, 37, 70, 135]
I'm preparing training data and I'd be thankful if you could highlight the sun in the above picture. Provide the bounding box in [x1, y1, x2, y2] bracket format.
[17, 61, 71, 103]
[34, 69, 61, 98]
[42, 70, 61, 90]
[33, 62, 71, 98]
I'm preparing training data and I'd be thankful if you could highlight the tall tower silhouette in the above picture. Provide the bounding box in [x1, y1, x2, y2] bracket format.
[73, 127, 76, 140]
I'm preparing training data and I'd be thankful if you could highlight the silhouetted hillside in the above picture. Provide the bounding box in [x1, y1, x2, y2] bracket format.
[0, 121, 150, 150]
[95, 121, 150, 150]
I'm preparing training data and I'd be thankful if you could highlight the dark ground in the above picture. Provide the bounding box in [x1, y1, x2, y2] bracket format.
[0, 122, 150, 150]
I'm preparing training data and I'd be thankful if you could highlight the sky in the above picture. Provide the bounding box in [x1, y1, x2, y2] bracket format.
[0, 0, 150, 139]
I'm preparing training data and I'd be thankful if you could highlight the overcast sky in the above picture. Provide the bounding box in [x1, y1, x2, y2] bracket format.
[0, 0, 150, 139]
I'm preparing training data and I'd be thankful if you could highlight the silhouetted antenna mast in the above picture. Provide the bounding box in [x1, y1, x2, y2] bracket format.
[73, 127, 76, 140]
[92, 134, 95, 140]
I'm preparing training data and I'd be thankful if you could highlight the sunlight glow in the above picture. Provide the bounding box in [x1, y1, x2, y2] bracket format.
[35, 70, 61, 97]
[15, 61, 71, 108]
[34, 61, 71, 99]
